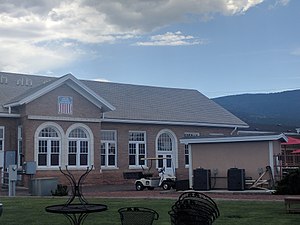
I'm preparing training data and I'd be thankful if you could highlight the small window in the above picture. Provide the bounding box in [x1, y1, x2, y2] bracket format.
[101, 130, 117, 168]
[183, 132, 199, 166]
[128, 131, 146, 167]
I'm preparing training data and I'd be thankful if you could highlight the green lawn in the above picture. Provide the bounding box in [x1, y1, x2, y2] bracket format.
[0, 197, 299, 225]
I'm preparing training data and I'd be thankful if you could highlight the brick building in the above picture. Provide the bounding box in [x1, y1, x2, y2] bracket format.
[0, 72, 248, 186]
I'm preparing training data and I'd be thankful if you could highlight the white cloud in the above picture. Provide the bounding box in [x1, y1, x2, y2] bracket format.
[0, 40, 82, 74]
[277, 0, 290, 6]
[0, 0, 272, 73]
[136, 31, 206, 46]
[291, 48, 300, 56]
[269, 0, 290, 9]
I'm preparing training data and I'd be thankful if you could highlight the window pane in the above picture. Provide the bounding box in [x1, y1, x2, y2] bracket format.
[166, 155, 172, 168]
[101, 143, 106, 154]
[69, 141, 77, 153]
[139, 155, 145, 166]
[39, 140, 47, 153]
[139, 144, 145, 154]
[158, 133, 172, 151]
[129, 143, 136, 154]
[185, 155, 189, 165]
[129, 132, 145, 141]
[101, 155, 105, 166]
[0, 128, 3, 138]
[80, 141, 88, 153]
[51, 140, 60, 153]
[101, 131, 115, 141]
[39, 127, 58, 137]
[38, 154, 47, 166]
[108, 155, 115, 166]
[0, 140, 2, 151]
[158, 155, 163, 168]
[51, 154, 59, 166]
[68, 154, 76, 165]
[69, 128, 87, 138]
[109, 143, 115, 154]
[129, 155, 136, 165]
[185, 145, 189, 165]
[80, 154, 88, 165]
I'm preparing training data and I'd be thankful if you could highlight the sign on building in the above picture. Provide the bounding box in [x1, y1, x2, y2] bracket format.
[58, 96, 73, 115]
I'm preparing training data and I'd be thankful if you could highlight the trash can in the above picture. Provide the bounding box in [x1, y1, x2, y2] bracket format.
[227, 168, 245, 191]
[30, 177, 58, 196]
[193, 168, 211, 190]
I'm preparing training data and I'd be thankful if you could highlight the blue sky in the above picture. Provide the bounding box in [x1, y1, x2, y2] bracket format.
[0, 0, 299, 98]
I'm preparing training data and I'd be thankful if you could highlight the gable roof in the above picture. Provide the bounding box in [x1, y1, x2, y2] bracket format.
[2, 73, 115, 113]
[0, 72, 248, 128]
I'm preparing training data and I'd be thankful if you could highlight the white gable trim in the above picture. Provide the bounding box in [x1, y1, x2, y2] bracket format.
[180, 133, 288, 145]
[3, 74, 115, 112]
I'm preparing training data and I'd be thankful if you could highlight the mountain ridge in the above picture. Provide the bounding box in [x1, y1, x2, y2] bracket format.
[212, 89, 300, 132]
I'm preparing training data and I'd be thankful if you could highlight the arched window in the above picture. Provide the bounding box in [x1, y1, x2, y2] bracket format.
[156, 129, 178, 176]
[68, 127, 90, 167]
[157, 132, 173, 152]
[37, 126, 61, 167]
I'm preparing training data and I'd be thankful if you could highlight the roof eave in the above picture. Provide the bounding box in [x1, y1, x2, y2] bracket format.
[102, 118, 249, 128]
[180, 133, 288, 145]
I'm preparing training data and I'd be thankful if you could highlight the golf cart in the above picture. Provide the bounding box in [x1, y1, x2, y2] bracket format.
[135, 157, 176, 191]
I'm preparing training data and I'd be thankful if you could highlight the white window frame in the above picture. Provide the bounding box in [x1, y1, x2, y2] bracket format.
[183, 132, 200, 167]
[156, 129, 178, 170]
[101, 130, 117, 169]
[128, 131, 146, 169]
[17, 126, 23, 167]
[0, 126, 4, 170]
[37, 126, 61, 168]
[0, 126, 4, 152]
[67, 125, 92, 168]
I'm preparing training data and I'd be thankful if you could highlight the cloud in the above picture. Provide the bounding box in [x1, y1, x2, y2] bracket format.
[291, 48, 300, 56]
[136, 31, 206, 46]
[0, 40, 82, 74]
[276, 0, 290, 6]
[269, 0, 290, 9]
[0, 0, 270, 73]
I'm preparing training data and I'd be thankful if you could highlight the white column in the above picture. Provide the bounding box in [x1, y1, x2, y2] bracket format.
[188, 144, 193, 189]
[268, 141, 274, 178]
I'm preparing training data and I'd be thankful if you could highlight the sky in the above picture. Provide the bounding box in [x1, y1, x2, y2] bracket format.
[0, 0, 299, 98]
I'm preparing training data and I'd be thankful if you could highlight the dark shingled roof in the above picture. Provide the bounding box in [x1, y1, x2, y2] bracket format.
[0, 72, 248, 127]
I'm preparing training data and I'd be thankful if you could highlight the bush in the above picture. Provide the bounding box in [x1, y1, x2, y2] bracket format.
[51, 184, 69, 196]
[275, 169, 300, 194]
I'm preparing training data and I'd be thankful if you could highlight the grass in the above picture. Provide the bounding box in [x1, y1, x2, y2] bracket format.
[0, 197, 300, 224]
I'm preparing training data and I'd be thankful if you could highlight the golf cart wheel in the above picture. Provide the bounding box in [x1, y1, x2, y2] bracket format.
[135, 182, 145, 191]
[162, 181, 171, 190]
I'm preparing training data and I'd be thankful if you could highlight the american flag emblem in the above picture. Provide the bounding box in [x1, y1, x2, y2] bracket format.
[58, 96, 73, 114]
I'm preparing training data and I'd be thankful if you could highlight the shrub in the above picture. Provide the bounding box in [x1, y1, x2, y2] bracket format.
[275, 169, 300, 194]
[51, 184, 69, 196]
